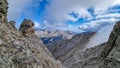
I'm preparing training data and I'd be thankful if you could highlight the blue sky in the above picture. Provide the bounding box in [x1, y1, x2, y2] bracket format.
[7, 0, 120, 33]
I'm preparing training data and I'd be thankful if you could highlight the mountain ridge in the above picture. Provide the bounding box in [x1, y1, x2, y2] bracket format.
[35, 29, 75, 45]
[57, 21, 120, 68]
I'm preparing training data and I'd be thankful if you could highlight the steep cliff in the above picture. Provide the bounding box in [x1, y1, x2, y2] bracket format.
[99, 21, 120, 68]
[0, 0, 65, 68]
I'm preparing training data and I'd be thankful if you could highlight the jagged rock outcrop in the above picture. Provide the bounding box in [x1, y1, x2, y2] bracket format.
[0, 0, 8, 21]
[19, 19, 35, 36]
[0, 0, 65, 68]
[99, 21, 120, 68]
[9, 21, 17, 30]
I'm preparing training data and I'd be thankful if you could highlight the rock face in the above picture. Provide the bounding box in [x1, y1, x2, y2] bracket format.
[99, 21, 120, 68]
[0, 0, 8, 21]
[9, 21, 16, 30]
[0, 0, 65, 68]
[19, 19, 35, 36]
[69, 43, 106, 68]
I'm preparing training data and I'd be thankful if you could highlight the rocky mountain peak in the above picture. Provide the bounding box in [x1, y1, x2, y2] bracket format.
[9, 21, 16, 30]
[19, 19, 35, 36]
[113, 21, 120, 37]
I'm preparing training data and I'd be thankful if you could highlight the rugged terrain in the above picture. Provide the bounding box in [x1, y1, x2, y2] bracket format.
[0, 0, 65, 68]
[74, 21, 120, 68]
[47, 32, 96, 59]
[0, 0, 120, 68]
[49, 21, 120, 68]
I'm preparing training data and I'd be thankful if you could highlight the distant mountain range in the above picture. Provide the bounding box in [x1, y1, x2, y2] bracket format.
[44, 22, 120, 68]
[35, 22, 119, 68]
[34, 19, 120, 68]
[35, 29, 76, 44]
[47, 31, 96, 59]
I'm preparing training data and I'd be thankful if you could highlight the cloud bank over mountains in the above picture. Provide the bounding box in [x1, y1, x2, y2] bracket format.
[7, 0, 120, 32]
[43, 0, 120, 31]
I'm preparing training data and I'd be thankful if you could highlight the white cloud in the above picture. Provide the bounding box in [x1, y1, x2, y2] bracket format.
[42, 0, 120, 30]
[7, 0, 32, 21]
[58, 24, 84, 33]
[66, 8, 93, 22]
[93, 0, 120, 15]
[79, 18, 119, 31]
[34, 21, 41, 28]
[96, 13, 120, 19]
[42, 20, 67, 30]
[7, 0, 43, 21]
[7, 0, 120, 32]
